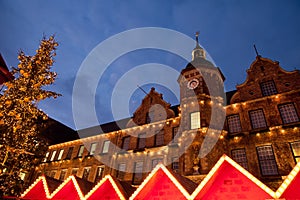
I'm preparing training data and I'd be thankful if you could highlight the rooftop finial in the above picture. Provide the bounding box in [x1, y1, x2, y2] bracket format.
[253, 44, 261, 57]
[195, 31, 199, 44]
[192, 31, 206, 60]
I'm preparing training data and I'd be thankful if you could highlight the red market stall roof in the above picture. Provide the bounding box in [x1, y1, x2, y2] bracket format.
[48, 175, 85, 200]
[21, 176, 61, 200]
[191, 155, 275, 200]
[85, 175, 135, 200]
[21, 154, 300, 199]
[129, 163, 197, 200]
[275, 161, 300, 199]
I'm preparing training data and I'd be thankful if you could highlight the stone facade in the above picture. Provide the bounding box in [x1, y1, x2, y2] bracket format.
[32, 43, 300, 190]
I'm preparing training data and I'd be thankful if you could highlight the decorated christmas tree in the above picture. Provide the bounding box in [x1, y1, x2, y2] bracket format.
[0, 36, 60, 197]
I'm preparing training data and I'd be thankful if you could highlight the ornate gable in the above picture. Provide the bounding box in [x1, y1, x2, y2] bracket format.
[127, 87, 175, 127]
[231, 56, 300, 104]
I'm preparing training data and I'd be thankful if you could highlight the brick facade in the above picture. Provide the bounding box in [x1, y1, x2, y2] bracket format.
[33, 48, 300, 190]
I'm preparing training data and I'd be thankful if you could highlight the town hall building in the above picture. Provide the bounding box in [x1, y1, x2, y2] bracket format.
[29, 35, 300, 195]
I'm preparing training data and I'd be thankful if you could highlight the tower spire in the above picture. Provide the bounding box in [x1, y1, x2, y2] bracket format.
[192, 31, 206, 60]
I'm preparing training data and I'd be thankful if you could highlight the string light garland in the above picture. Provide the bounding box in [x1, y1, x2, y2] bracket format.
[0, 35, 60, 197]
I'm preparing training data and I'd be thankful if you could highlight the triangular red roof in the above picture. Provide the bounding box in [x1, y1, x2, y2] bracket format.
[49, 176, 84, 200]
[21, 176, 49, 200]
[191, 155, 275, 199]
[85, 175, 130, 200]
[129, 164, 194, 200]
[276, 161, 300, 199]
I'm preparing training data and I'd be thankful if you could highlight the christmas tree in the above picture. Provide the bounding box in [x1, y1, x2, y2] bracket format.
[0, 36, 60, 197]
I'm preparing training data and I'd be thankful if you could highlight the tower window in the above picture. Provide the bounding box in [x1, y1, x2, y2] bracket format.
[172, 126, 179, 143]
[278, 103, 299, 124]
[260, 80, 277, 96]
[227, 114, 242, 133]
[137, 133, 146, 149]
[249, 109, 267, 129]
[290, 141, 300, 163]
[231, 149, 248, 170]
[172, 157, 179, 173]
[155, 130, 164, 146]
[132, 161, 143, 185]
[190, 112, 201, 129]
[256, 146, 278, 176]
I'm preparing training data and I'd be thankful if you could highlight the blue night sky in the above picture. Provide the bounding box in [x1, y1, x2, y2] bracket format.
[1, 1, 300, 130]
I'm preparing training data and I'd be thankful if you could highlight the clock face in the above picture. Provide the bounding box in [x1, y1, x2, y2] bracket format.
[187, 79, 199, 89]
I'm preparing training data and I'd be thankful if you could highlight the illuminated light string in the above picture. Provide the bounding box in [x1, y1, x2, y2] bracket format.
[275, 161, 300, 198]
[20, 175, 51, 198]
[23, 154, 300, 199]
[190, 154, 276, 199]
[48, 116, 181, 150]
[84, 175, 126, 200]
[129, 163, 191, 200]
[48, 175, 85, 199]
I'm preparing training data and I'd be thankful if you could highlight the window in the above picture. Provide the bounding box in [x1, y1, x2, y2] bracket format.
[190, 112, 201, 129]
[19, 172, 26, 181]
[231, 149, 248, 170]
[71, 168, 78, 176]
[57, 149, 64, 160]
[102, 140, 110, 153]
[50, 150, 57, 161]
[82, 167, 91, 180]
[155, 130, 164, 146]
[146, 111, 154, 124]
[172, 157, 179, 172]
[65, 147, 74, 159]
[279, 103, 299, 124]
[260, 80, 277, 96]
[42, 152, 49, 162]
[50, 170, 57, 178]
[117, 163, 126, 179]
[256, 146, 278, 176]
[122, 136, 130, 151]
[77, 145, 84, 157]
[227, 115, 242, 133]
[152, 158, 163, 169]
[132, 161, 143, 185]
[172, 126, 179, 143]
[59, 169, 67, 181]
[249, 109, 267, 129]
[95, 166, 105, 182]
[89, 143, 98, 155]
[291, 141, 300, 163]
[137, 133, 146, 149]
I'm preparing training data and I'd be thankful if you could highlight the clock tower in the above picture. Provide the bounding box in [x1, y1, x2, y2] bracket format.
[177, 33, 226, 131]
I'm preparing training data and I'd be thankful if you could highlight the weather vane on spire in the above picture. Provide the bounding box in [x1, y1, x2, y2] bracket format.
[195, 31, 199, 44]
